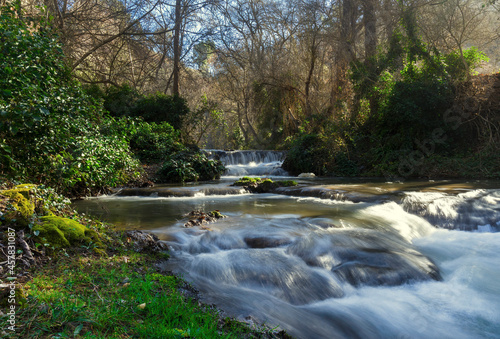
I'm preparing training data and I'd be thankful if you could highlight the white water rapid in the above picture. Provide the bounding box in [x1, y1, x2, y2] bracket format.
[73, 151, 500, 339]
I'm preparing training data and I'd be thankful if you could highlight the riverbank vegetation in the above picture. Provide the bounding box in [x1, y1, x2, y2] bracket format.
[5, 0, 497, 182]
[0, 183, 289, 338]
[0, 3, 225, 197]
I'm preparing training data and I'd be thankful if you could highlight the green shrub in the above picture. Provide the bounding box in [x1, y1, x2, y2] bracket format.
[444, 47, 489, 81]
[156, 151, 225, 183]
[282, 133, 333, 176]
[131, 93, 189, 130]
[129, 121, 182, 164]
[103, 84, 140, 117]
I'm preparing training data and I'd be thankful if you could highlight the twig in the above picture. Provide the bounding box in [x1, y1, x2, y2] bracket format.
[91, 283, 105, 303]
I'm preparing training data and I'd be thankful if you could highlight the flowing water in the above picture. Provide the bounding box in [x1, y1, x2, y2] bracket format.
[74, 151, 500, 339]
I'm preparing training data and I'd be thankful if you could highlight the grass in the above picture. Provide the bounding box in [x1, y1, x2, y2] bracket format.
[1, 248, 275, 338]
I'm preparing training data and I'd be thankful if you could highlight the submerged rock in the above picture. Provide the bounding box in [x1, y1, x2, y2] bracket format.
[244, 236, 292, 249]
[183, 210, 227, 228]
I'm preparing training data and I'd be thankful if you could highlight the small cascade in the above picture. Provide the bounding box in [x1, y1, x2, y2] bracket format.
[205, 150, 288, 177]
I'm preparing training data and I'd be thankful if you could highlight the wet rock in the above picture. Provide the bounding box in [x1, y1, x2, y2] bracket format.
[244, 236, 292, 248]
[183, 210, 227, 228]
[286, 229, 441, 287]
[125, 230, 169, 253]
[232, 177, 298, 194]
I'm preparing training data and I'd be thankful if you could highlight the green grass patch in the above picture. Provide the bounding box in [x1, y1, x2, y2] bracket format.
[1, 250, 267, 338]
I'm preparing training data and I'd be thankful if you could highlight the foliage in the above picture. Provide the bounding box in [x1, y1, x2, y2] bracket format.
[282, 133, 333, 176]
[287, 8, 494, 179]
[102, 84, 140, 117]
[127, 120, 182, 164]
[156, 151, 225, 183]
[131, 93, 189, 130]
[443, 47, 490, 81]
[0, 4, 140, 196]
[183, 94, 229, 147]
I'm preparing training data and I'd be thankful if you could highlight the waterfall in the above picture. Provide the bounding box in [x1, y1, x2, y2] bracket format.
[205, 150, 289, 177]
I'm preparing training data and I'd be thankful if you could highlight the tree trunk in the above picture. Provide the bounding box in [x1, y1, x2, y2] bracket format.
[331, 0, 356, 116]
[173, 0, 182, 96]
[364, 0, 378, 119]
[364, 0, 376, 61]
[305, 35, 317, 117]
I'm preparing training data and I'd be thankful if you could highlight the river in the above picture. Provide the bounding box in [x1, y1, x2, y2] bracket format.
[73, 150, 500, 339]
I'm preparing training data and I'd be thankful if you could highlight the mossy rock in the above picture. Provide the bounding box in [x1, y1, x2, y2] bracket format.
[33, 216, 102, 249]
[208, 210, 227, 219]
[14, 184, 38, 192]
[0, 187, 35, 228]
[276, 180, 298, 187]
[231, 178, 298, 193]
[232, 177, 261, 186]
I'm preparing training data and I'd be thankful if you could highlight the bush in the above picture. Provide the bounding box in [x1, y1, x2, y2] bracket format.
[156, 151, 225, 183]
[128, 121, 182, 164]
[282, 133, 333, 176]
[100, 117, 184, 164]
[444, 47, 489, 81]
[103, 84, 140, 117]
[131, 93, 189, 130]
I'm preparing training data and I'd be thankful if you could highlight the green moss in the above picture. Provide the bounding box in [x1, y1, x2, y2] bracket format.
[33, 216, 102, 249]
[277, 180, 298, 187]
[232, 177, 261, 186]
[208, 210, 226, 219]
[15, 183, 38, 191]
[231, 178, 298, 193]
[0, 187, 35, 227]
